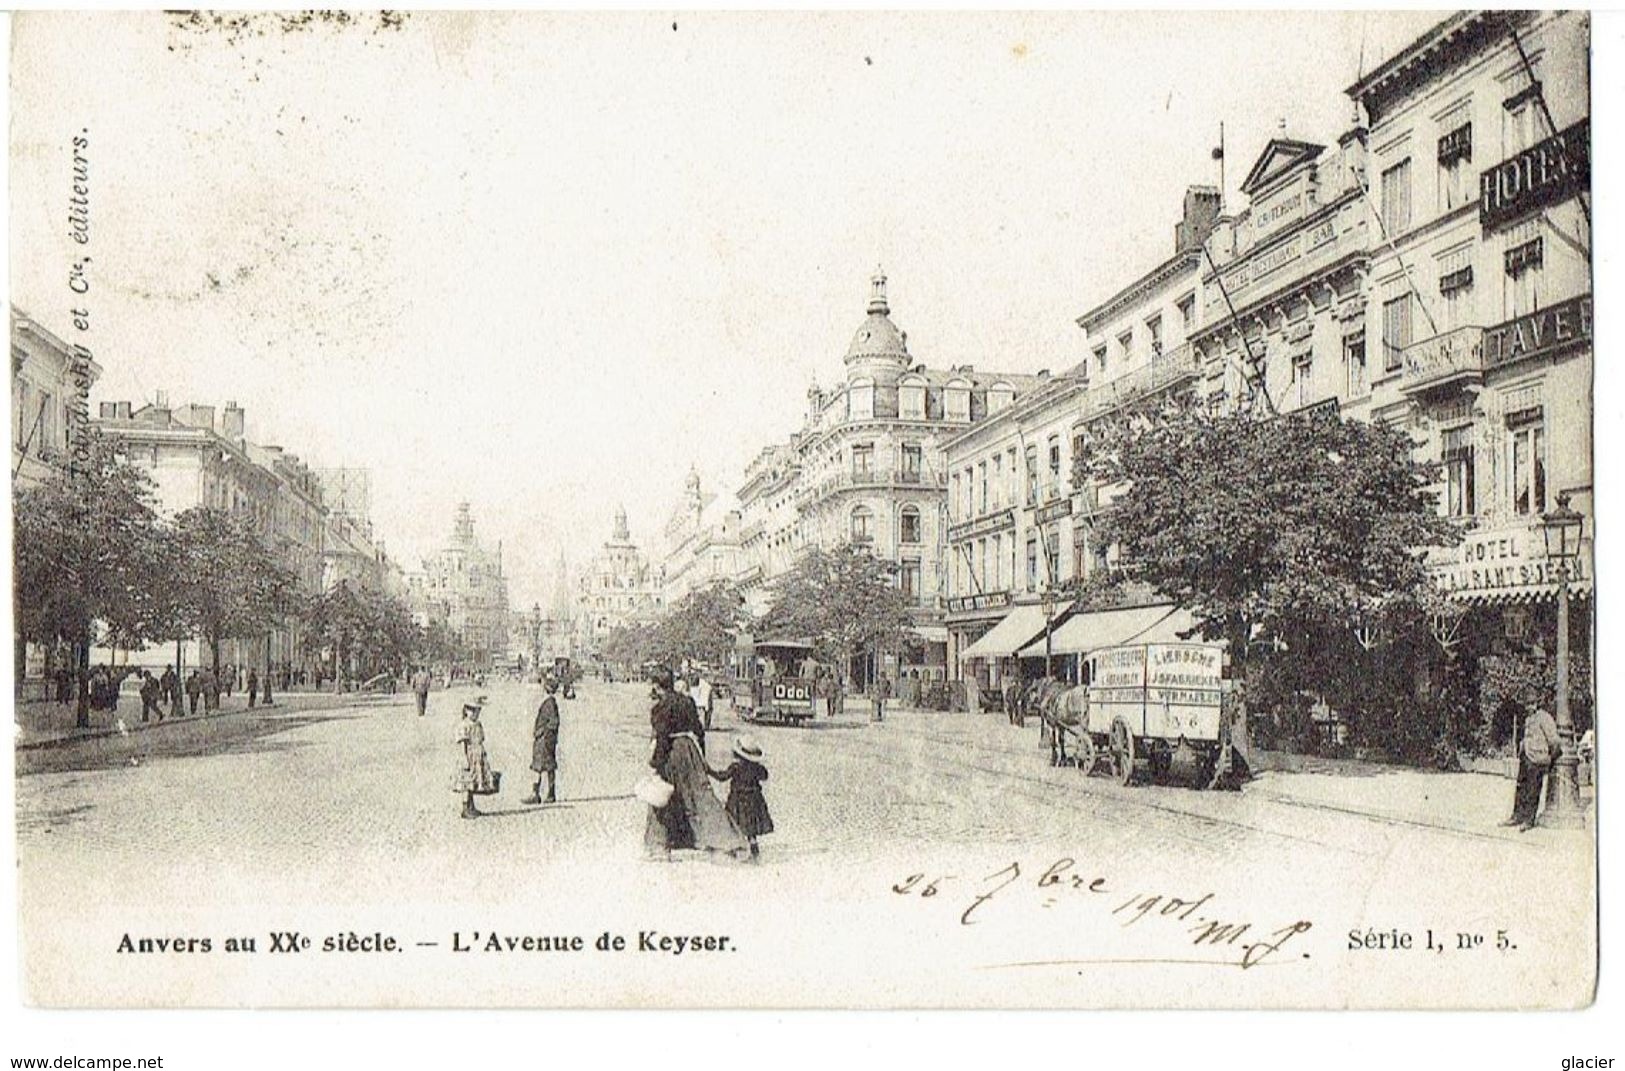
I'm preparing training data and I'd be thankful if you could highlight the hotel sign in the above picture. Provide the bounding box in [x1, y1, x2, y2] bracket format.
[1430, 523, 1591, 599]
[1483, 294, 1592, 371]
[1480, 118, 1590, 231]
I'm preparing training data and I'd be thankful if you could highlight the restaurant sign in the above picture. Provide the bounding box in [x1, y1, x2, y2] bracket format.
[1483, 294, 1592, 371]
[1480, 118, 1590, 231]
[1429, 523, 1591, 599]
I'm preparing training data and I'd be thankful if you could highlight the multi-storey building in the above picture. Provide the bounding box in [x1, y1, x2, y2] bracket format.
[946, 189, 1219, 690]
[660, 466, 743, 607]
[11, 310, 100, 492]
[574, 505, 663, 658]
[1346, 10, 1592, 675]
[735, 271, 1042, 684]
[92, 397, 334, 678]
[408, 502, 511, 669]
[12, 311, 102, 694]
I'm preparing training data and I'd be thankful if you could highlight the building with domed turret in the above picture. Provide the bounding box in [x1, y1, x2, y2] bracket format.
[660, 466, 742, 608]
[733, 270, 1045, 686]
[575, 504, 664, 658]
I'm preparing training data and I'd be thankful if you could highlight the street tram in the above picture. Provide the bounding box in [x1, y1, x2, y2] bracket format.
[1073, 642, 1234, 788]
[732, 638, 819, 727]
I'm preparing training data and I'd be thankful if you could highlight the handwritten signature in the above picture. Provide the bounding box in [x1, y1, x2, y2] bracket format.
[892, 858, 1313, 970]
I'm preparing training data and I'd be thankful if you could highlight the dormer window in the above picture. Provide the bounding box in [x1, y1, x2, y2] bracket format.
[899, 374, 927, 420]
[987, 382, 1015, 413]
[945, 379, 971, 422]
[847, 378, 874, 420]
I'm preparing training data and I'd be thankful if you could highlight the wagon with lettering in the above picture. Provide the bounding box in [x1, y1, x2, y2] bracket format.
[1074, 642, 1231, 788]
[733, 639, 819, 727]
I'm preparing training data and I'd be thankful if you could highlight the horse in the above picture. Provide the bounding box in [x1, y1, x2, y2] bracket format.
[1030, 679, 1090, 767]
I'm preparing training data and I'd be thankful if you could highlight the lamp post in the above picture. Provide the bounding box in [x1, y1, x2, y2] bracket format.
[1540, 491, 1585, 828]
[1041, 586, 1056, 680]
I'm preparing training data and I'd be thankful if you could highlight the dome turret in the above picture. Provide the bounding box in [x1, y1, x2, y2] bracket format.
[844, 268, 911, 385]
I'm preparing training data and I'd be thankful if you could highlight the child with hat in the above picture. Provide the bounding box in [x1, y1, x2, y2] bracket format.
[452, 696, 497, 819]
[707, 735, 774, 861]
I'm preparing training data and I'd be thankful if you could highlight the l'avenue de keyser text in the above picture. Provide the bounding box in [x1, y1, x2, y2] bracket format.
[116, 930, 737, 957]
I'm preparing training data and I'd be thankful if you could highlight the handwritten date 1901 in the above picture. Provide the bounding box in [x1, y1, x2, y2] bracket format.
[893, 858, 1313, 970]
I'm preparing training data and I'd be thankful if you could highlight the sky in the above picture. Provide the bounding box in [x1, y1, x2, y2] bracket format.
[10, 9, 1447, 608]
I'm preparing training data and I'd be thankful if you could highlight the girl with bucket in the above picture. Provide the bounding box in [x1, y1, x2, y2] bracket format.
[452, 697, 499, 819]
[642, 666, 746, 860]
[708, 735, 774, 861]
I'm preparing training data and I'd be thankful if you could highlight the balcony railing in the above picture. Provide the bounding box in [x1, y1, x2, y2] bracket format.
[1401, 326, 1486, 395]
[797, 467, 948, 505]
[1077, 343, 1200, 423]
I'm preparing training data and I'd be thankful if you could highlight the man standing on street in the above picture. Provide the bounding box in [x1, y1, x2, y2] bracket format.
[184, 670, 201, 716]
[412, 666, 432, 717]
[159, 665, 178, 716]
[692, 672, 714, 732]
[262, 664, 274, 707]
[138, 670, 163, 723]
[523, 678, 562, 805]
[1503, 705, 1561, 831]
[871, 673, 890, 723]
[247, 667, 259, 708]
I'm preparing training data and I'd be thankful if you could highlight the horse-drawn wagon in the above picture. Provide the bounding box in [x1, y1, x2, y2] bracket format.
[1066, 641, 1235, 788]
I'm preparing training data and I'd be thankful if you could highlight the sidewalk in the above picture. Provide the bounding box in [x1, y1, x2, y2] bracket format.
[12, 687, 418, 749]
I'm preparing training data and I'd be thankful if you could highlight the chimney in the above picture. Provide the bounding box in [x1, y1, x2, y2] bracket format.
[177, 403, 215, 430]
[154, 389, 168, 408]
[222, 401, 245, 439]
[1175, 185, 1222, 254]
[117, 402, 132, 420]
[98, 401, 119, 419]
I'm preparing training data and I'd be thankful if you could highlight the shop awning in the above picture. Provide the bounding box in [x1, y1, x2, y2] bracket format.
[1450, 580, 1593, 607]
[1015, 604, 1197, 658]
[959, 604, 1055, 661]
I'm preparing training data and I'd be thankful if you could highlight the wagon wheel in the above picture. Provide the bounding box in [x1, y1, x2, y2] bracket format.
[1075, 730, 1098, 776]
[1109, 719, 1136, 786]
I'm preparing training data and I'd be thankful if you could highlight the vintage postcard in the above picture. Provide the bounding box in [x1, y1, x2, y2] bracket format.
[8, 9, 1597, 1011]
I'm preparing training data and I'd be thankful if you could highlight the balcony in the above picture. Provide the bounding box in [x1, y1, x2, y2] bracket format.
[797, 467, 948, 506]
[1401, 326, 1485, 395]
[1077, 343, 1200, 423]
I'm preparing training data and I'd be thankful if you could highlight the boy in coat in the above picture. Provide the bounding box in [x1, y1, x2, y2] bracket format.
[523, 678, 561, 804]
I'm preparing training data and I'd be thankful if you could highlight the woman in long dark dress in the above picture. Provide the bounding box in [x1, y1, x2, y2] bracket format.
[644, 667, 746, 860]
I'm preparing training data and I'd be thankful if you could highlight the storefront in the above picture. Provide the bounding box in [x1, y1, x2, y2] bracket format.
[958, 602, 1064, 707]
[1013, 604, 1198, 684]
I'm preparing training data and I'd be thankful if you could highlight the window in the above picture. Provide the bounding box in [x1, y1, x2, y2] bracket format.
[1025, 445, 1039, 505]
[1007, 448, 1019, 504]
[1437, 246, 1474, 330]
[1044, 530, 1061, 586]
[899, 376, 926, 420]
[847, 378, 874, 420]
[1178, 294, 1196, 335]
[900, 505, 922, 544]
[1147, 315, 1164, 357]
[991, 452, 1003, 508]
[950, 473, 961, 522]
[1382, 294, 1412, 373]
[1026, 538, 1039, 592]
[1437, 121, 1473, 213]
[1093, 345, 1108, 380]
[988, 383, 1015, 413]
[850, 506, 873, 542]
[1504, 227, 1544, 318]
[901, 443, 922, 479]
[1509, 418, 1546, 517]
[978, 461, 989, 514]
[1072, 528, 1088, 582]
[991, 534, 1003, 590]
[852, 443, 874, 477]
[1380, 158, 1413, 236]
[1443, 426, 1476, 517]
[1117, 330, 1134, 364]
[900, 559, 921, 605]
[1047, 437, 1062, 499]
[1503, 92, 1540, 156]
[1345, 332, 1369, 398]
[945, 380, 971, 422]
[976, 539, 987, 589]
[1290, 351, 1313, 409]
[13, 380, 31, 449]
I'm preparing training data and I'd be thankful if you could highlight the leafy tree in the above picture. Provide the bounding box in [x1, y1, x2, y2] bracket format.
[600, 622, 656, 672]
[172, 507, 297, 678]
[758, 543, 912, 690]
[1077, 403, 1459, 731]
[13, 432, 167, 726]
[647, 581, 745, 668]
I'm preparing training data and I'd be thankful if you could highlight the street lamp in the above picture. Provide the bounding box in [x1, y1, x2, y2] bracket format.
[1040, 586, 1057, 680]
[1540, 491, 1585, 828]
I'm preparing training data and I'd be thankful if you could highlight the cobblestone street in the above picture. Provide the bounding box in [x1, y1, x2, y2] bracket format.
[15, 677, 1594, 1007]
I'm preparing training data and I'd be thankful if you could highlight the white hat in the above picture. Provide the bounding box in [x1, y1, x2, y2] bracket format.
[732, 736, 763, 761]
